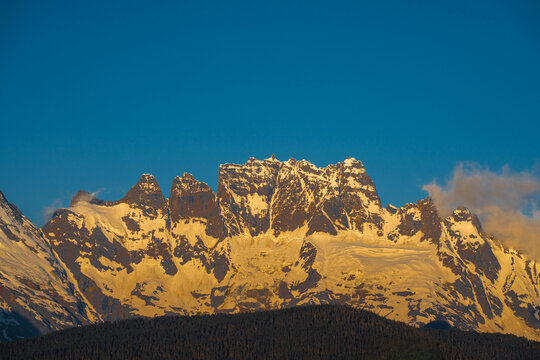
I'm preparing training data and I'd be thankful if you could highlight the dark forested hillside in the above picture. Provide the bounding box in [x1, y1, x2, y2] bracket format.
[1, 305, 538, 360]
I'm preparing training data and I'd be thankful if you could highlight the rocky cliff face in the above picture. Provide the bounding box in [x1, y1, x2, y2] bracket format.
[1, 157, 539, 341]
[217, 157, 383, 237]
[0, 191, 97, 341]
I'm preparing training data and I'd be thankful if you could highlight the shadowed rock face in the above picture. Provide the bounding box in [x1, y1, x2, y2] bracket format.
[170, 173, 227, 239]
[338, 159, 383, 231]
[120, 174, 168, 215]
[170, 174, 215, 220]
[444, 208, 501, 282]
[2, 156, 539, 342]
[0, 192, 96, 341]
[417, 198, 443, 244]
[388, 198, 443, 244]
[217, 157, 282, 236]
[433, 207, 511, 328]
[44, 174, 182, 319]
[42, 209, 138, 321]
[217, 157, 384, 237]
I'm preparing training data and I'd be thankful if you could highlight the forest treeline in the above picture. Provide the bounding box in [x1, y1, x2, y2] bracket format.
[1, 305, 538, 359]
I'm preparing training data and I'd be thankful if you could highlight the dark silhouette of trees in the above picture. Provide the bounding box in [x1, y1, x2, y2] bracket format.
[1, 305, 538, 359]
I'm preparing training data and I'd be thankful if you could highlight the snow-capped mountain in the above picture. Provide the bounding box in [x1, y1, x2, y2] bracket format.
[0, 191, 98, 341]
[1, 157, 539, 341]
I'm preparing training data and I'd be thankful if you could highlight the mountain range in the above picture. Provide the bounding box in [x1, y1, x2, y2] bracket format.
[0, 156, 538, 341]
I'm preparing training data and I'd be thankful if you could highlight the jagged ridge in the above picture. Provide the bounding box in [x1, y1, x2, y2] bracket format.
[1, 157, 539, 342]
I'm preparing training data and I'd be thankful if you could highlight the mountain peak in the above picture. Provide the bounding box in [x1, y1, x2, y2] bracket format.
[169, 172, 225, 238]
[340, 157, 366, 175]
[0, 190, 24, 224]
[0, 190, 6, 203]
[343, 157, 363, 166]
[121, 174, 166, 210]
[450, 206, 484, 234]
[451, 206, 473, 221]
[172, 173, 211, 193]
[139, 173, 157, 182]
[180, 172, 196, 181]
[265, 154, 278, 162]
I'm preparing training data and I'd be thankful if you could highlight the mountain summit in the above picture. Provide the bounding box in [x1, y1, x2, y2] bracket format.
[1, 157, 539, 341]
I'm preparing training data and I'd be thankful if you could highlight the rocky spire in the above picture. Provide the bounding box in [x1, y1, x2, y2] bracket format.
[170, 173, 227, 239]
[120, 174, 166, 212]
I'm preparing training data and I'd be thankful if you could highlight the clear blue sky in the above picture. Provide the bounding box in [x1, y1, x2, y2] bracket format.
[1, 0, 539, 225]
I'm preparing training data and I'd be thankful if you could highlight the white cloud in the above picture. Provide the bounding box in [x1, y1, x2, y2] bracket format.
[423, 162, 540, 260]
[41, 199, 63, 223]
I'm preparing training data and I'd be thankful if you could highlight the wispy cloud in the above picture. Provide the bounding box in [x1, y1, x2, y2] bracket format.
[41, 188, 106, 223]
[91, 188, 105, 198]
[423, 162, 540, 260]
[71, 188, 105, 205]
[41, 199, 63, 223]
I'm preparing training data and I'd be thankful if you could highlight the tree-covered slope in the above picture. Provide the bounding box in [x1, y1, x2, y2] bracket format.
[2, 305, 538, 360]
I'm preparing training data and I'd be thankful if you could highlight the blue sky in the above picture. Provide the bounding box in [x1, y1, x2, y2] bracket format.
[1, 0, 539, 225]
